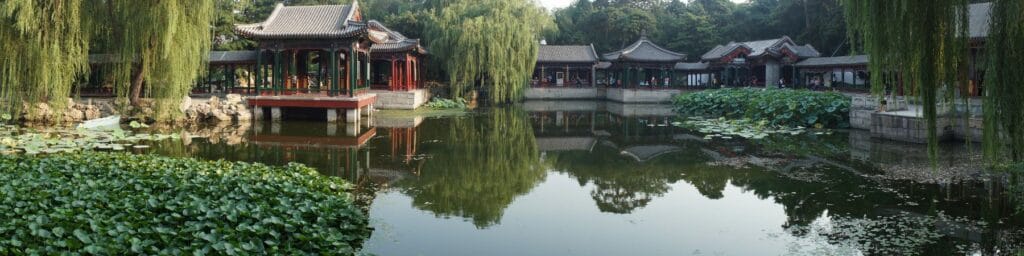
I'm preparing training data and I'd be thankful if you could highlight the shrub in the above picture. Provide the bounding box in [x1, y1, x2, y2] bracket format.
[0, 153, 370, 255]
[673, 88, 851, 128]
[424, 97, 469, 109]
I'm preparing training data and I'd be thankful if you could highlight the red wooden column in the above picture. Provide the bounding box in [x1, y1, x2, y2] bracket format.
[390, 59, 397, 91]
[405, 56, 412, 91]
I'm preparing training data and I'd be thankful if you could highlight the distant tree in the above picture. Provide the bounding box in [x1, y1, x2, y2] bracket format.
[427, 0, 554, 103]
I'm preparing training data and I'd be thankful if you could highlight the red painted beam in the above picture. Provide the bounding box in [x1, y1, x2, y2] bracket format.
[247, 96, 376, 109]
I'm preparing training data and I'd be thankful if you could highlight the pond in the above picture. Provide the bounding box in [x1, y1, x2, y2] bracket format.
[144, 101, 1024, 255]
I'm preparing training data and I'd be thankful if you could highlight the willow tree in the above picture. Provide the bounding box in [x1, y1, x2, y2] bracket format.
[426, 0, 554, 103]
[0, 0, 94, 119]
[984, 0, 1024, 162]
[843, 1, 970, 161]
[96, 0, 214, 120]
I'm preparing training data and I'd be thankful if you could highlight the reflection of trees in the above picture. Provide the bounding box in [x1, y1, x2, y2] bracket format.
[546, 142, 715, 213]
[397, 107, 544, 228]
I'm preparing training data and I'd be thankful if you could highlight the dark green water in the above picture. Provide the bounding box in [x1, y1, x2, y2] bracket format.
[147, 101, 1024, 255]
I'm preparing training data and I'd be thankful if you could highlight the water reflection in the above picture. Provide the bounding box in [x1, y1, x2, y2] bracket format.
[141, 101, 1024, 255]
[394, 107, 545, 228]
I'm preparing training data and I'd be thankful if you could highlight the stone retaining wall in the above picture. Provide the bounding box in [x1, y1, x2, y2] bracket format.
[605, 88, 683, 103]
[524, 87, 600, 100]
[370, 89, 430, 110]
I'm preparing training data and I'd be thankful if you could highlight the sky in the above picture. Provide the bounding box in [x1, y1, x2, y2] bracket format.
[536, 0, 748, 11]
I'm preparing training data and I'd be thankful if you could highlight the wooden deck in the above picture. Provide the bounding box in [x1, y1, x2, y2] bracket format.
[247, 93, 376, 109]
[251, 127, 377, 149]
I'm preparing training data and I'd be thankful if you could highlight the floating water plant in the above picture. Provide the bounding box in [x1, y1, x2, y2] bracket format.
[674, 117, 831, 140]
[0, 124, 180, 155]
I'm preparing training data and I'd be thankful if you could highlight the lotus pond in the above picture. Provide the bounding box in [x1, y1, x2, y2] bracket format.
[81, 101, 1024, 255]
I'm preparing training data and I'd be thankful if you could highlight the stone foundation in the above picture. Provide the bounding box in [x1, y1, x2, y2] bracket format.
[605, 88, 682, 103]
[370, 89, 430, 110]
[524, 87, 600, 100]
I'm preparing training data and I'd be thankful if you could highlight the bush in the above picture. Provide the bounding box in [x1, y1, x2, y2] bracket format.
[424, 97, 468, 109]
[673, 88, 851, 128]
[0, 153, 370, 255]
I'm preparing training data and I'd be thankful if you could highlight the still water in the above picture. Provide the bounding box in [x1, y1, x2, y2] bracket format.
[149, 101, 1024, 255]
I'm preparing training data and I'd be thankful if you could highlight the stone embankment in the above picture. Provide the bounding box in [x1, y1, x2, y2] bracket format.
[18, 94, 253, 124]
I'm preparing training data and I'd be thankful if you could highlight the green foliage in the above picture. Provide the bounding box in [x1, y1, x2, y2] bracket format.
[843, 0, 969, 162]
[549, 0, 848, 57]
[0, 152, 370, 255]
[423, 97, 468, 109]
[2, 0, 212, 122]
[95, 0, 214, 120]
[0, 0, 93, 120]
[427, 0, 554, 103]
[673, 88, 850, 128]
[984, 0, 1024, 162]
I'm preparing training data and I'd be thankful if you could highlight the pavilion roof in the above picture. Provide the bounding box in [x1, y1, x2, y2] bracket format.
[235, 3, 368, 40]
[794, 55, 869, 68]
[602, 37, 686, 63]
[701, 36, 819, 61]
[368, 20, 427, 54]
[537, 45, 600, 63]
[674, 62, 710, 71]
[969, 2, 991, 40]
[209, 51, 259, 64]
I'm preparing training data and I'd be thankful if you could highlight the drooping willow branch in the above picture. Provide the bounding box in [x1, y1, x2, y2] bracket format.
[843, 0, 969, 162]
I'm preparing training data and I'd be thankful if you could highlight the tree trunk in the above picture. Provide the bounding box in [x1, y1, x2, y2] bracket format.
[129, 58, 146, 106]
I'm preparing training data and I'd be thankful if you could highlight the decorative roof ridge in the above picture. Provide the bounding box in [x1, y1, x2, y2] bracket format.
[345, 0, 359, 26]
[262, 3, 286, 29]
[589, 44, 599, 61]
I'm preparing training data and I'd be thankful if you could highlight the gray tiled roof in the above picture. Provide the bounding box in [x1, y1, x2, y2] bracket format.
[537, 45, 599, 63]
[90, 51, 260, 65]
[969, 2, 991, 39]
[794, 55, 869, 68]
[701, 36, 819, 61]
[674, 62, 710, 71]
[602, 37, 686, 62]
[235, 3, 366, 40]
[367, 20, 426, 54]
[209, 51, 259, 64]
[372, 39, 426, 53]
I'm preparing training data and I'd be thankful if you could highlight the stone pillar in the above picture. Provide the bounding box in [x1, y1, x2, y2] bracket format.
[327, 109, 339, 122]
[346, 108, 359, 123]
[253, 107, 264, 121]
[765, 59, 780, 88]
[270, 107, 282, 122]
[271, 122, 281, 134]
[327, 123, 338, 136]
[345, 121, 360, 136]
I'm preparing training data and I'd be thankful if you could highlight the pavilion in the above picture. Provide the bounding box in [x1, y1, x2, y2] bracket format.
[600, 36, 687, 88]
[368, 20, 426, 91]
[700, 36, 820, 87]
[532, 43, 600, 87]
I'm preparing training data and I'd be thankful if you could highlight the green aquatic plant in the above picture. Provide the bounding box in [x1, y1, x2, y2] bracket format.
[673, 88, 850, 128]
[0, 124, 180, 155]
[0, 152, 370, 255]
[674, 117, 827, 141]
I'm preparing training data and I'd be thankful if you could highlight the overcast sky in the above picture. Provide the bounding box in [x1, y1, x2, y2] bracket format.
[536, 0, 748, 11]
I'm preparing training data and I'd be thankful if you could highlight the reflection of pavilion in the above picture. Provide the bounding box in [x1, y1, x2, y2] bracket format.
[248, 122, 375, 183]
[366, 115, 427, 185]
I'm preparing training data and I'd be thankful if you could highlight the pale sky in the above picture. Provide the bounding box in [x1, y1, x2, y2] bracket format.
[536, 0, 748, 11]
